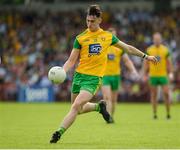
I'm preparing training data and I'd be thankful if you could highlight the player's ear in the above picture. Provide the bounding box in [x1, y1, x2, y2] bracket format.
[98, 17, 102, 24]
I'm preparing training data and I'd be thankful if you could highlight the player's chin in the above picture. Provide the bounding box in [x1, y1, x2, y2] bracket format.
[88, 27, 93, 30]
[89, 26, 95, 31]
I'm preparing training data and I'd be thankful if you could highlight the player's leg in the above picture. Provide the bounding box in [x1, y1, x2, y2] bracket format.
[149, 77, 159, 119]
[150, 85, 158, 119]
[79, 84, 112, 123]
[50, 72, 112, 143]
[111, 90, 118, 116]
[50, 90, 93, 143]
[101, 85, 112, 115]
[160, 77, 171, 119]
[71, 93, 99, 114]
[110, 75, 120, 117]
[162, 85, 171, 119]
[60, 90, 93, 128]
[72, 93, 97, 114]
[101, 75, 113, 116]
[71, 72, 111, 121]
[79, 100, 112, 125]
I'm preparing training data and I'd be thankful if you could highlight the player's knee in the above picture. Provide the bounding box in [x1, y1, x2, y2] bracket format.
[72, 102, 81, 112]
[72, 101, 84, 114]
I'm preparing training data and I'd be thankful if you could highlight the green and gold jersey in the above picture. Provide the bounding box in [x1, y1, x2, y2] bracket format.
[146, 44, 170, 77]
[73, 28, 119, 77]
[104, 46, 124, 76]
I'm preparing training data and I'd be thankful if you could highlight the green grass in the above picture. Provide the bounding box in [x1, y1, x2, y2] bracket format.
[0, 102, 180, 149]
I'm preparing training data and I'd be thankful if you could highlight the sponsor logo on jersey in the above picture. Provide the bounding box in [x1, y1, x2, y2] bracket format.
[88, 43, 102, 57]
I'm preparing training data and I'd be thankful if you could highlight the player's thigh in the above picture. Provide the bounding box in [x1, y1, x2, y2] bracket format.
[80, 75, 102, 95]
[149, 86, 158, 103]
[73, 90, 93, 108]
[159, 77, 169, 96]
[162, 85, 169, 94]
[150, 85, 158, 96]
[101, 85, 111, 100]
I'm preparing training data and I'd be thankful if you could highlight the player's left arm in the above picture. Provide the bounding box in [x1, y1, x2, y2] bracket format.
[114, 40, 157, 64]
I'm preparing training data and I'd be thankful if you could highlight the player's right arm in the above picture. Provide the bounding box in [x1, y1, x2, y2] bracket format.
[63, 48, 80, 73]
[63, 37, 81, 72]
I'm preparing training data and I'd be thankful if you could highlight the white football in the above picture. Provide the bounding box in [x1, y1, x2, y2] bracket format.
[48, 66, 66, 84]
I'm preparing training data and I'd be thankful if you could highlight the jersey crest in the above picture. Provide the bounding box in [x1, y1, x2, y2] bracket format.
[107, 54, 115, 60]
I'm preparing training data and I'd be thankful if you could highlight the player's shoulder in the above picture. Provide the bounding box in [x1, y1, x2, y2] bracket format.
[147, 44, 155, 49]
[146, 45, 154, 52]
[146, 44, 155, 55]
[103, 30, 113, 36]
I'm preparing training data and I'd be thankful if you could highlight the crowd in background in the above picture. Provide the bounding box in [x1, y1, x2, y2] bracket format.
[0, 7, 180, 102]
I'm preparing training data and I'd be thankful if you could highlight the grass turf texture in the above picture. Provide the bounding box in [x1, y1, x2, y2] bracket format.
[0, 102, 180, 149]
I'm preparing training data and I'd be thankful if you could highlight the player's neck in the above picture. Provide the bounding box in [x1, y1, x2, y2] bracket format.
[88, 27, 101, 32]
[154, 44, 161, 47]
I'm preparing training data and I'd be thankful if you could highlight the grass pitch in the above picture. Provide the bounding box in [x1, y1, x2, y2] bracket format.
[0, 102, 180, 149]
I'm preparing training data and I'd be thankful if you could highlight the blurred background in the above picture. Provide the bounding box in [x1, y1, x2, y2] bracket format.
[0, 0, 180, 103]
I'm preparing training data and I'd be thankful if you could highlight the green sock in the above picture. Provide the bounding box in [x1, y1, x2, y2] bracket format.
[58, 127, 66, 135]
[95, 103, 100, 112]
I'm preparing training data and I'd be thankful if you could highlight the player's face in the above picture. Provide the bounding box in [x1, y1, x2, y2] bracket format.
[86, 15, 101, 32]
[153, 33, 162, 46]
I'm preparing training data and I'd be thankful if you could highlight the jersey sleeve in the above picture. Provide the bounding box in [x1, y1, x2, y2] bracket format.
[111, 34, 119, 45]
[73, 38, 81, 49]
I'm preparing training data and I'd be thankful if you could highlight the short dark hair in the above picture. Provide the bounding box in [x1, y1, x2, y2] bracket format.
[87, 5, 102, 18]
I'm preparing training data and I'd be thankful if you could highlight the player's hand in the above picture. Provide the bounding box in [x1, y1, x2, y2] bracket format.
[131, 71, 140, 81]
[146, 56, 158, 64]
[169, 72, 174, 81]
